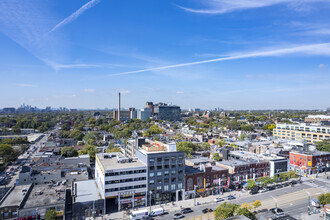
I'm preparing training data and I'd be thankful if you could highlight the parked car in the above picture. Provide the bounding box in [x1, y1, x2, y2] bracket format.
[227, 195, 236, 200]
[283, 182, 290, 187]
[202, 208, 213, 214]
[267, 186, 276, 191]
[249, 190, 258, 195]
[214, 197, 225, 202]
[270, 208, 284, 214]
[274, 212, 286, 218]
[258, 188, 268, 193]
[275, 184, 283, 189]
[173, 213, 185, 219]
[181, 208, 193, 214]
[291, 180, 297, 185]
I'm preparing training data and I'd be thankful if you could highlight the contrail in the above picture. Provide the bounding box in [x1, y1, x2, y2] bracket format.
[111, 43, 330, 76]
[49, 0, 100, 33]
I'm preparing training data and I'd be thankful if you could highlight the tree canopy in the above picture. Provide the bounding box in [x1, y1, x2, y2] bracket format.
[61, 146, 78, 157]
[44, 209, 57, 220]
[316, 140, 330, 152]
[79, 145, 98, 161]
[143, 125, 163, 136]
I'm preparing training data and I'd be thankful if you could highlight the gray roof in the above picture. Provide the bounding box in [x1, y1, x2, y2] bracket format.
[0, 184, 32, 208]
[75, 180, 101, 203]
[96, 153, 146, 170]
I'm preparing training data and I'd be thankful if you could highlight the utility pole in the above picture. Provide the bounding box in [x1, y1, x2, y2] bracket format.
[149, 191, 152, 214]
[194, 185, 197, 206]
[92, 200, 96, 220]
[307, 191, 311, 215]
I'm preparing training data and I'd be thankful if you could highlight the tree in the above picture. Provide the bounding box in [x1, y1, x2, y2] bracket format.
[212, 153, 222, 161]
[143, 125, 163, 137]
[217, 139, 227, 147]
[79, 145, 98, 161]
[61, 123, 71, 131]
[45, 209, 57, 220]
[237, 207, 255, 219]
[0, 144, 15, 164]
[61, 146, 78, 157]
[251, 200, 262, 212]
[316, 140, 330, 152]
[257, 176, 273, 187]
[240, 202, 253, 211]
[246, 179, 257, 190]
[201, 142, 211, 151]
[177, 142, 198, 157]
[70, 129, 84, 141]
[106, 147, 122, 153]
[11, 126, 21, 134]
[214, 202, 239, 220]
[318, 193, 330, 206]
[83, 132, 99, 145]
[238, 133, 248, 140]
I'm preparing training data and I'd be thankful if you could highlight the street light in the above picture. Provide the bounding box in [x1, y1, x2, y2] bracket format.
[306, 191, 310, 215]
[194, 185, 197, 206]
[271, 196, 277, 213]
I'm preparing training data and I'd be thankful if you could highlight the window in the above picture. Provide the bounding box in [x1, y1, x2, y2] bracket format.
[164, 178, 169, 183]
[164, 171, 169, 176]
[171, 184, 176, 190]
[157, 158, 162, 163]
[164, 165, 169, 169]
[172, 170, 176, 175]
[157, 186, 162, 192]
[172, 177, 177, 182]
[149, 159, 154, 163]
[149, 173, 154, 177]
[164, 185, 169, 191]
[172, 165, 176, 169]
[178, 183, 183, 189]
[157, 172, 162, 176]
[157, 165, 162, 170]
[150, 166, 155, 170]
[149, 180, 154, 184]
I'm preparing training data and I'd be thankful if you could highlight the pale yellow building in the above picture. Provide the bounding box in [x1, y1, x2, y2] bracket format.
[273, 123, 330, 144]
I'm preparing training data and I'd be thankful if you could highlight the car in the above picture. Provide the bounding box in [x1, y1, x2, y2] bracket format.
[291, 180, 297, 185]
[276, 184, 283, 189]
[181, 208, 193, 214]
[202, 208, 213, 214]
[267, 186, 276, 191]
[258, 188, 268, 193]
[270, 208, 284, 214]
[283, 183, 290, 187]
[214, 197, 225, 202]
[173, 213, 184, 219]
[227, 195, 236, 200]
[274, 212, 286, 218]
[249, 190, 258, 195]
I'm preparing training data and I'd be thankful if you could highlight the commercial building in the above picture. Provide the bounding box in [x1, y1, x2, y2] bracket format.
[217, 159, 269, 188]
[273, 123, 330, 144]
[135, 141, 185, 205]
[229, 151, 289, 177]
[184, 158, 229, 199]
[153, 103, 181, 121]
[137, 108, 152, 121]
[289, 151, 330, 174]
[95, 153, 148, 213]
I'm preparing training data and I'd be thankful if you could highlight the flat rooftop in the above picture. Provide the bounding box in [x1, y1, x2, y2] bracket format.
[0, 184, 31, 208]
[186, 157, 211, 165]
[218, 159, 264, 167]
[23, 184, 66, 209]
[291, 150, 330, 156]
[75, 180, 101, 203]
[96, 153, 146, 170]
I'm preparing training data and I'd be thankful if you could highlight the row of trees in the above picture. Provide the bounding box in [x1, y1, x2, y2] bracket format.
[214, 201, 261, 220]
[316, 140, 330, 152]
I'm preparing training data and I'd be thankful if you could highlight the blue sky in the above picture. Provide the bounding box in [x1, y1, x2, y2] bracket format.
[1, 0, 330, 110]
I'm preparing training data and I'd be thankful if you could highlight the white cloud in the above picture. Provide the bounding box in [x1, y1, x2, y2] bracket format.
[176, 91, 184, 94]
[84, 89, 96, 93]
[49, 0, 100, 33]
[110, 42, 330, 76]
[177, 0, 330, 14]
[319, 64, 326, 68]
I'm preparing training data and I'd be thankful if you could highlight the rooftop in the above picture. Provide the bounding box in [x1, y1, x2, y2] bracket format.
[23, 184, 66, 209]
[96, 153, 146, 170]
[291, 150, 330, 156]
[74, 180, 101, 203]
[218, 159, 266, 167]
[0, 184, 32, 208]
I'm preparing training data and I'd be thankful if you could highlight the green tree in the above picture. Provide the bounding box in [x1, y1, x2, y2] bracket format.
[61, 146, 78, 157]
[143, 125, 163, 137]
[214, 202, 239, 220]
[201, 142, 211, 151]
[318, 193, 330, 206]
[61, 123, 71, 131]
[79, 145, 98, 161]
[45, 209, 57, 220]
[316, 140, 330, 152]
[70, 129, 84, 141]
[238, 133, 248, 140]
[217, 139, 227, 147]
[83, 132, 99, 145]
[257, 176, 273, 187]
[173, 133, 185, 140]
[237, 207, 255, 219]
[177, 142, 199, 157]
[246, 179, 257, 190]
[212, 153, 222, 161]
[11, 126, 21, 134]
[0, 144, 15, 164]
[106, 147, 122, 153]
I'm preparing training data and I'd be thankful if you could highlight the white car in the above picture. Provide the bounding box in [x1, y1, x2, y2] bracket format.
[214, 197, 225, 202]
[258, 188, 268, 193]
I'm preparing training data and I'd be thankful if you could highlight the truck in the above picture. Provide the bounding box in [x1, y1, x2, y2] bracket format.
[150, 207, 164, 217]
[129, 209, 149, 220]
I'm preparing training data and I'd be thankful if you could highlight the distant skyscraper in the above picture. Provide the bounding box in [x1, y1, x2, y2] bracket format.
[153, 103, 181, 121]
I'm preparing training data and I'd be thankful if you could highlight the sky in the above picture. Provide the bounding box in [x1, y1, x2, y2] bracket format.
[1, 0, 330, 110]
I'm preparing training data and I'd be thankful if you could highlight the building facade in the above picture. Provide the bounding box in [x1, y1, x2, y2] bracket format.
[153, 103, 181, 121]
[289, 151, 330, 174]
[273, 123, 330, 144]
[135, 141, 185, 205]
[95, 153, 148, 213]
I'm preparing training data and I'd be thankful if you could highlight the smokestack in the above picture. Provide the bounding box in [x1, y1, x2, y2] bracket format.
[118, 92, 121, 121]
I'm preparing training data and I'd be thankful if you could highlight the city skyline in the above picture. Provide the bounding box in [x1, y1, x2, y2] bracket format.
[1, 0, 330, 109]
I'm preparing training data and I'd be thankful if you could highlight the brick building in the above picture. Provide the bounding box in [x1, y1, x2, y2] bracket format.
[289, 151, 330, 174]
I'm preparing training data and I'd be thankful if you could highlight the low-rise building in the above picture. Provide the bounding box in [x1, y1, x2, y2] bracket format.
[289, 150, 330, 174]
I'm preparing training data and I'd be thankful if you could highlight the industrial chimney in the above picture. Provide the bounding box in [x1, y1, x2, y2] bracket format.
[118, 92, 121, 121]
